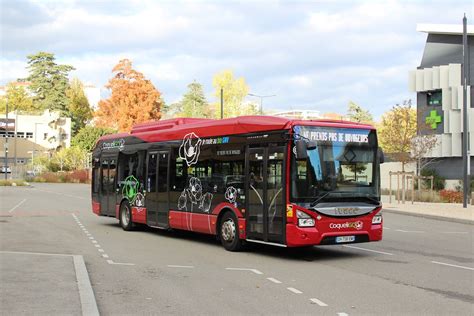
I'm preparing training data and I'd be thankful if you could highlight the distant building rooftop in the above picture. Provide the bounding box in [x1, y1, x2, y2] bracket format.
[417, 23, 474, 35]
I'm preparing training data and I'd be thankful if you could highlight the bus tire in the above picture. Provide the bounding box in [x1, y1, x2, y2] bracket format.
[219, 211, 243, 251]
[119, 201, 134, 231]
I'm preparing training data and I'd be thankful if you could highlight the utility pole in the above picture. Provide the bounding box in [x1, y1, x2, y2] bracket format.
[248, 93, 276, 115]
[462, 14, 470, 208]
[220, 87, 224, 119]
[4, 99, 8, 180]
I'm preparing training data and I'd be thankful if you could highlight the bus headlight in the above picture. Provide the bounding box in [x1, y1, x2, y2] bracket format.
[297, 210, 315, 227]
[372, 214, 382, 224]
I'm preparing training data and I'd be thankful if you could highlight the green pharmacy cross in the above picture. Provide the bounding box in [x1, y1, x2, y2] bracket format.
[426, 110, 442, 129]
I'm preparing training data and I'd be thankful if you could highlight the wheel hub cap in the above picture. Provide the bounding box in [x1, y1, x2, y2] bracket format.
[221, 219, 236, 242]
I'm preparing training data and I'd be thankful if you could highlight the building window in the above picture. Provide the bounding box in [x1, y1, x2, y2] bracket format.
[26, 132, 33, 138]
[43, 133, 48, 140]
[16, 132, 25, 138]
[16, 159, 25, 164]
[427, 90, 442, 106]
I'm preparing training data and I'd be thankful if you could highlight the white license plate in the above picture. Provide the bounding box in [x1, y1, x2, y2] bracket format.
[336, 236, 355, 243]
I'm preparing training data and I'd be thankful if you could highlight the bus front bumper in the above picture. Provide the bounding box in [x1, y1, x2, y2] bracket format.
[285, 223, 383, 247]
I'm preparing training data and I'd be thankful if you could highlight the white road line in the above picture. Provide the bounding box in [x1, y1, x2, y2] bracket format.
[310, 298, 328, 306]
[73, 255, 100, 316]
[0, 250, 72, 257]
[94, 244, 101, 248]
[225, 268, 263, 275]
[431, 261, 474, 271]
[107, 259, 135, 266]
[266, 277, 282, 284]
[88, 237, 94, 240]
[98, 249, 104, 253]
[102, 254, 109, 258]
[92, 240, 97, 244]
[441, 231, 468, 234]
[395, 229, 425, 233]
[384, 227, 391, 230]
[167, 265, 195, 268]
[8, 198, 27, 213]
[343, 245, 394, 256]
[338, 313, 349, 316]
[287, 287, 303, 294]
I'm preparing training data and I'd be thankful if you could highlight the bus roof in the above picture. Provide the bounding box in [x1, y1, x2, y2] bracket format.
[98, 116, 375, 143]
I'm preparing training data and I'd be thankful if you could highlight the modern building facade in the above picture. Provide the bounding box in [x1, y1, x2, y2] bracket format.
[0, 110, 72, 167]
[408, 23, 473, 180]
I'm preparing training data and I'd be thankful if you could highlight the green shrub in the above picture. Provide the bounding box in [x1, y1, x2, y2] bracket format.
[420, 168, 445, 191]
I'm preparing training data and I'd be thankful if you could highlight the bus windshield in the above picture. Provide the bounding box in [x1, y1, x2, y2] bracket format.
[291, 126, 379, 205]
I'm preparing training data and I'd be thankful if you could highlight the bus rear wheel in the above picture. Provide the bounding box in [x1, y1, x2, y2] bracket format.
[219, 211, 243, 251]
[119, 201, 134, 231]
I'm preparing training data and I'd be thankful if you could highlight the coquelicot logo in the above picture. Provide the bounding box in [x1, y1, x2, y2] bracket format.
[329, 221, 363, 230]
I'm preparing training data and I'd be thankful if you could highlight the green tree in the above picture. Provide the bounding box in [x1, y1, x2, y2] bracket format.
[179, 81, 210, 118]
[71, 126, 116, 152]
[66, 78, 92, 136]
[212, 70, 255, 118]
[378, 100, 417, 171]
[0, 83, 38, 114]
[346, 101, 373, 123]
[26, 52, 75, 114]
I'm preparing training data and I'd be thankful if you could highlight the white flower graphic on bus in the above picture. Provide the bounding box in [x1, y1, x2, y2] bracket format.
[177, 177, 213, 213]
[225, 186, 238, 205]
[179, 132, 202, 166]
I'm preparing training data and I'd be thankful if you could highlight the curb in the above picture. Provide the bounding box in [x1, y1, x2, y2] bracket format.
[383, 208, 474, 225]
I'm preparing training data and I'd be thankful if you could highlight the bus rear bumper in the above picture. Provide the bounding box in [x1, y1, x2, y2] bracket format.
[286, 223, 383, 247]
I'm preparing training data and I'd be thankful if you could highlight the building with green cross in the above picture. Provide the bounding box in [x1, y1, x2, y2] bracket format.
[408, 23, 473, 181]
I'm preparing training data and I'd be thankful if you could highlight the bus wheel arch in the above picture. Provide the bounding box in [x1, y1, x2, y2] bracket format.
[217, 209, 243, 251]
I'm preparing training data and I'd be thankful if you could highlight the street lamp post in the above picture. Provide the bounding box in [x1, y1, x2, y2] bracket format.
[248, 93, 276, 115]
[4, 99, 8, 180]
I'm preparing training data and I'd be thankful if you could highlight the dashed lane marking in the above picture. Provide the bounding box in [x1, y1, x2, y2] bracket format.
[267, 277, 282, 284]
[8, 198, 27, 213]
[225, 267, 263, 275]
[395, 229, 425, 233]
[72, 214, 134, 266]
[338, 313, 349, 316]
[441, 231, 469, 234]
[287, 287, 303, 294]
[106, 259, 135, 266]
[343, 245, 394, 256]
[310, 298, 328, 306]
[167, 265, 195, 268]
[431, 261, 474, 271]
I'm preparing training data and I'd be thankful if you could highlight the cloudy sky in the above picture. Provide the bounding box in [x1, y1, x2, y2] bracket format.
[1, 0, 473, 118]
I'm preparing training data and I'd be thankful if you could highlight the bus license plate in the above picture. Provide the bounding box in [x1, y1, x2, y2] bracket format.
[336, 236, 355, 243]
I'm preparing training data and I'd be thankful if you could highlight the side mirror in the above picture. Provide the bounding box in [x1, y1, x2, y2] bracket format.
[378, 147, 385, 164]
[307, 141, 317, 150]
[295, 140, 308, 159]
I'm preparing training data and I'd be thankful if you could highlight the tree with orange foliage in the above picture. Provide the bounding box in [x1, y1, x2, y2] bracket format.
[95, 59, 162, 131]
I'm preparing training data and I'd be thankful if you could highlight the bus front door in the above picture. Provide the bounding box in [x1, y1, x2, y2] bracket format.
[246, 146, 286, 244]
[146, 151, 170, 228]
[100, 158, 117, 217]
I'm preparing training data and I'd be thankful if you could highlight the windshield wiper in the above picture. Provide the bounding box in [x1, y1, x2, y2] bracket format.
[310, 192, 331, 207]
[352, 194, 380, 205]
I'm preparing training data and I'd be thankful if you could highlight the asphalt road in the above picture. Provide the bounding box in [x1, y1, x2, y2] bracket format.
[1, 183, 473, 315]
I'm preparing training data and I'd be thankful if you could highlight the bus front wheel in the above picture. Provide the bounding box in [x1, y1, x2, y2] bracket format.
[119, 201, 134, 231]
[219, 211, 243, 251]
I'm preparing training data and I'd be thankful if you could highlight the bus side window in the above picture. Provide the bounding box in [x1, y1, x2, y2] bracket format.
[92, 168, 100, 193]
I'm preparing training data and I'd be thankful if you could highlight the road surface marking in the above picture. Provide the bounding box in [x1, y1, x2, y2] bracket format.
[106, 259, 135, 266]
[102, 254, 109, 258]
[98, 249, 104, 253]
[8, 198, 27, 213]
[226, 268, 263, 275]
[343, 245, 394, 256]
[73, 255, 100, 316]
[92, 240, 97, 244]
[431, 261, 474, 271]
[0, 250, 71, 257]
[88, 237, 94, 240]
[267, 277, 282, 284]
[395, 229, 425, 233]
[384, 227, 391, 230]
[287, 287, 303, 294]
[310, 298, 328, 306]
[441, 231, 468, 234]
[94, 244, 101, 248]
[167, 265, 195, 268]
[338, 313, 349, 316]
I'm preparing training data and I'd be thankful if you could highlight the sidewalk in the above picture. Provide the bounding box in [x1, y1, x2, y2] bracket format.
[381, 195, 474, 224]
[0, 251, 99, 316]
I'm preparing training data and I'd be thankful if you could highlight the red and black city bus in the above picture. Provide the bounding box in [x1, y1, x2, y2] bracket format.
[91, 116, 384, 251]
